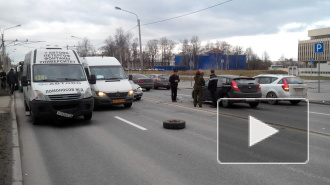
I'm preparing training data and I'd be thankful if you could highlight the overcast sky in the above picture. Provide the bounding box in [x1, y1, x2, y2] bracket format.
[1, 0, 330, 64]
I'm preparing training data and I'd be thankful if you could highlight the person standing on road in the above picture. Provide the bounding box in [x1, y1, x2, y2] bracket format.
[169, 70, 180, 102]
[0, 69, 6, 90]
[193, 70, 205, 107]
[208, 69, 218, 108]
[6, 68, 17, 95]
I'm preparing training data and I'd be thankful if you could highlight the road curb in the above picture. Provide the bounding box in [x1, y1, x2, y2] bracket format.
[11, 94, 23, 185]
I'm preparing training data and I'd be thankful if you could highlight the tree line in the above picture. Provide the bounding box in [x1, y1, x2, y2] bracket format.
[75, 27, 296, 70]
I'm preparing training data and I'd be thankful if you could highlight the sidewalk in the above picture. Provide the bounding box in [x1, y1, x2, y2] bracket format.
[0, 90, 23, 185]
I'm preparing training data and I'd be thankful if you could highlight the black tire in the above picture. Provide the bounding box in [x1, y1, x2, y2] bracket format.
[167, 87, 170, 90]
[124, 103, 132, 108]
[146, 88, 150, 91]
[221, 95, 231, 108]
[84, 113, 92, 120]
[266, 92, 278, 105]
[163, 119, 185, 129]
[249, 102, 259, 108]
[290, 100, 300, 105]
[136, 97, 141, 100]
[29, 102, 40, 125]
[154, 86, 158, 89]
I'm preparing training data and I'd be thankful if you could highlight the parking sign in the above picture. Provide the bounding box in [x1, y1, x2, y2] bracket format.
[314, 43, 324, 53]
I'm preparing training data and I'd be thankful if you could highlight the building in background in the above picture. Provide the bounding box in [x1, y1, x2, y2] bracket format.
[174, 49, 246, 70]
[298, 27, 330, 66]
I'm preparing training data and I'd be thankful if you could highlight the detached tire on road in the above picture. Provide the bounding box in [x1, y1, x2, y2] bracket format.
[163, 119, 185, 129]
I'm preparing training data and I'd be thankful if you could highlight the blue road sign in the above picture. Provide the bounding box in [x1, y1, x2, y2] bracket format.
[314, 43, 324, 53]
[311, 58, 314, 63]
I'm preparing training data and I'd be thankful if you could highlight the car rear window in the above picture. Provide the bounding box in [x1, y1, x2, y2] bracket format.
[284, 77, 305, 84]
[233, 78, 256, 84]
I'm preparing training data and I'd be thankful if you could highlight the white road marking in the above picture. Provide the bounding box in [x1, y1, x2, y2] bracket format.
[177, 94, 191, 97]
[309, 111, 330, 116]
[114, 116, 147, 131]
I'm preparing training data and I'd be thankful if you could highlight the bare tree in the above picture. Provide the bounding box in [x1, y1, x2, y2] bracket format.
[103, 36, 116, 56]
[114, 28, 132, 66]
[262, 51, 270, 62]
[131, 38, 139, 69]
[191, 36, 201, 69]
[77, 37, 95, 57]
[147, 39, 159, 68]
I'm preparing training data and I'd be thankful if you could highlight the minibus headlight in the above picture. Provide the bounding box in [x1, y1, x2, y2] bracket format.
[128, 89, 134, 96]
[84, 88, 93, 98]
[33, 90, 46, 101]
[95, 91, 106, 97]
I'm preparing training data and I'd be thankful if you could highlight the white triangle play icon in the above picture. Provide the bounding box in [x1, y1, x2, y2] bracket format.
[249, 116, 279, 147]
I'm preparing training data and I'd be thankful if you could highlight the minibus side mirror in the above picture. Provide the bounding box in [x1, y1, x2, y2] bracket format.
[128, 75, 133, 80]
[21, 76, 29, 86]
[89, 75, 96, 84]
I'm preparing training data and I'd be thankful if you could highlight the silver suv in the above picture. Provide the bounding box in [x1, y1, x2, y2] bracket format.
[254, 74, 307, 105]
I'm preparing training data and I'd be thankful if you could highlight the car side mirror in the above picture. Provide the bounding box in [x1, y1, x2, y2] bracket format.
[21, 76, 29, 86]
[129, 75, 133, 80]
[89, 75, 96, 84]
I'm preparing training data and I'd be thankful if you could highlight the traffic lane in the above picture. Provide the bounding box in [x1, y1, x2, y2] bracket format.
[145, 89, 308, 131]
[309, 104, 330, 135]
[135, 98, 330, 184]
[218, 114, 307, 163]
[16, 92, 330, 185]
[15, 93, 53, 185]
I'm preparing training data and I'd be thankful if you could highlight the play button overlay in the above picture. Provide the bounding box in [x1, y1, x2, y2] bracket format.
[249, 116, 278, 147]
[217, 98, 309, 164]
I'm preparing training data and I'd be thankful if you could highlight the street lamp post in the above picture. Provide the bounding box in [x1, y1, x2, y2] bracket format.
[115, 6, 143, 74]
[1, 24, 21, 70]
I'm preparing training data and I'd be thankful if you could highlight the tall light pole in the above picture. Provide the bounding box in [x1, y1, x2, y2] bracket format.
[115, 6, 143, 73]
[1, 24, 21, 70]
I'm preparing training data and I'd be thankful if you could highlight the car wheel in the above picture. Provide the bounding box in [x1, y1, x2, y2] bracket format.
[249, 102, 259, 108]
[266, 92, 278, 105]
[163, 119, 185, 129]
[154, 86, 158, 89]
[221, 95, 231, 108]
[290, 100, 300, 105]
[124, 103, 132, 108]
[167, 87, 170, 90]
[84, 113, 92, 120]
[136, 97, 141, 100]
[146, 88, 150, 91]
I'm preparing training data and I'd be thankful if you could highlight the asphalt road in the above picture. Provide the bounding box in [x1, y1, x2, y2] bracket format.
[15, 88, 330, 185]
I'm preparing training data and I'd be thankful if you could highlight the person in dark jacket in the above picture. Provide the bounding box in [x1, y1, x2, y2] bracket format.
[6, 68, 17, 94]
[193, 70, 205, 107]
[169, 70, 180, 102]
[0, 69, 6, 90]
[208, 69, 218, 108]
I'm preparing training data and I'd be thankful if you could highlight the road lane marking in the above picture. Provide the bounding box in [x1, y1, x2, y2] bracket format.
[309, 111, 330, 116]
[177, 94, 191, 97]
[114, 116, 147, 131]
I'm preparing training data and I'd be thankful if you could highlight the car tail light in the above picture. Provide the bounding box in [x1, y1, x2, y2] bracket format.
[306, 84, 308, 89]
[258, 83, 261, 91]
[156, 79, 161, 81]
[138, 79, 143, 83]
[232, 80, 240, 91]
[282, 78, 289, 92]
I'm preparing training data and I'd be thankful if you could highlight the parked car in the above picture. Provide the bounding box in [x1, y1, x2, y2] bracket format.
[129, 80, 143, 100]
[129, 74, 154, 91]
[254, 74, 307, 105]
[146, 74, 170, 89]
[192, 75, 261, 108]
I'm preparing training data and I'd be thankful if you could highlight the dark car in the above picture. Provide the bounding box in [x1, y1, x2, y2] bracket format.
[130, 74, 154, 91]
[146, 74, 170, 89]
[192, 75, 261, 108]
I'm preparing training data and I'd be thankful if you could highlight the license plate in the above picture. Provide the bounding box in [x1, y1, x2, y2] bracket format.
[113, 99, 125, 103]
[295, 88, 303, 92]
[56, 111, 73, 118]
